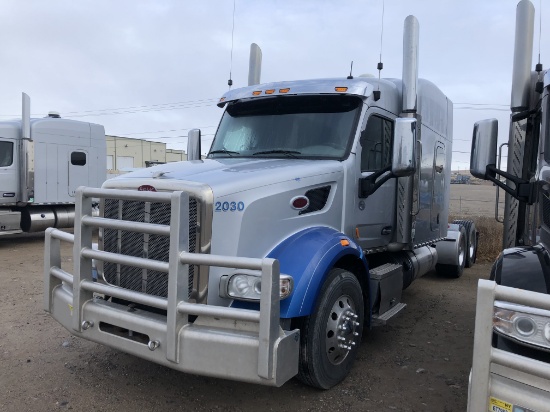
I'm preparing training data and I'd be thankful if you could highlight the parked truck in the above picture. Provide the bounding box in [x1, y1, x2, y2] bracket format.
[0, 93, 106, 236]
[467, 0, 550, 410]
[44, 15, 475, 389]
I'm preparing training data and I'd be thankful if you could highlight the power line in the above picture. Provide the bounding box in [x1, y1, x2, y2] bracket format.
[454, 107, 509, 112]
[455, 102, 508, 107]
[0, 97, 220, 118]
[119, 126, 217, 136]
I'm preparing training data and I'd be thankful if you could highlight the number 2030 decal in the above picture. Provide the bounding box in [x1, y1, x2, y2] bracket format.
[215, 201, 245, 212]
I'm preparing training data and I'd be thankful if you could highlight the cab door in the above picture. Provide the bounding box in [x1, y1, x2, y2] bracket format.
[353, 113, 396, 249]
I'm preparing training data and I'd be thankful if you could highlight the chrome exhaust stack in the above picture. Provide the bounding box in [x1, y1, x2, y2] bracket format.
[19, 93, 32, 206]
[248, 43, 262, 86]
[401, 15, 419, 114]
[511, 0, 535, 112]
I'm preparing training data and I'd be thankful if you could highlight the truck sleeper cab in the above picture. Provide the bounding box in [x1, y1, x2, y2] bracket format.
[0, 93, 106, 235]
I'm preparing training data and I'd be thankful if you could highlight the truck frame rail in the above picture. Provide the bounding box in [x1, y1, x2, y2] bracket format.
[467, 279, 550, 411]
[44, 186, 299, 386]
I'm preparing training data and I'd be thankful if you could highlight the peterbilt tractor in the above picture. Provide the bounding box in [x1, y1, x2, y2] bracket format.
[44, 15, 474, 389]
[0, 93, 105, 236]
[467, 1, 550, 410]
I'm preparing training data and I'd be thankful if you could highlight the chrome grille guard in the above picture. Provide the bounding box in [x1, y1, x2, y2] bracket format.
[44, 186, 299, 386]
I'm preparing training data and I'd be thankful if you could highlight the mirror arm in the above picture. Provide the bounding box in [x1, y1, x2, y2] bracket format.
[359, 166, 393, 198]
[485, 165, 537, 205]
[511, 108, 537, 122]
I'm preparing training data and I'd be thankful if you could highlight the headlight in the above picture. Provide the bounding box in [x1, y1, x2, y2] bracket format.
[220, 272, 294, 301]
[493, 301, 550, 351]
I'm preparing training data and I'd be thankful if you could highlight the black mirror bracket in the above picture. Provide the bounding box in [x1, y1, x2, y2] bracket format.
[485, 164, 537, 205]
[359, 166, 393, 198]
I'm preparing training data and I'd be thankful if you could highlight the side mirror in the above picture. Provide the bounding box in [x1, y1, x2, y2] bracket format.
[187, 129, 202, 161]
[392, 118, 416, 177]
[470, 119, 497, 179]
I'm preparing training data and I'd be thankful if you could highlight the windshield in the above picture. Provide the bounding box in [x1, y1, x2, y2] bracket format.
[0, 141, 13, 167]
[208, 95, 362, 159]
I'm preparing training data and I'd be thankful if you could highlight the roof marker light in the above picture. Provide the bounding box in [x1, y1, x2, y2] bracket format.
[252, 91, 262, 96]
[219, 97, 226, 102]
[265, 89, 275, 94]
[335, 87, 348, 92]
[279, 88, 290, 93]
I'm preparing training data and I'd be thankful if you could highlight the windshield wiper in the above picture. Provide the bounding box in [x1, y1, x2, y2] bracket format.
[209, 149, 240, 157]
[252, 150, 301, 158]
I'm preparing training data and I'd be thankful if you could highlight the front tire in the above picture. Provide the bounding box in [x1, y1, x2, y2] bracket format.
[296, 268, 364, 389]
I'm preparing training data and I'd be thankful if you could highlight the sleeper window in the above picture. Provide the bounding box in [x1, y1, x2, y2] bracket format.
[71, 151, 86, 166]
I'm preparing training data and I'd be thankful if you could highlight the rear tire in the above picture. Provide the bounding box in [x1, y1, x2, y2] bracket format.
[453, 219, 477, 267]
[296, 268, 364, 389]
[436, 226, 466, 278]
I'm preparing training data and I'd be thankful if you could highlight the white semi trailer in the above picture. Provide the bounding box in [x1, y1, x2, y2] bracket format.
[44, 15, 473, 388]
[468, 1, 550, 410]
[0, 93, 106, 235]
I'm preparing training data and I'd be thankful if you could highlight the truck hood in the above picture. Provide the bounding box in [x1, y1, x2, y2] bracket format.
[110, 158, 343, 196]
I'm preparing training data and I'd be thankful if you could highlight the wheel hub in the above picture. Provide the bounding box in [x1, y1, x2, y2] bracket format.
[325, 295, 360, 365]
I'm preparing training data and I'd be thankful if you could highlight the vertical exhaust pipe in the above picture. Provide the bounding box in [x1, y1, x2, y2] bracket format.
[187, 129, 202, 161]
[502, 0, 535, 249]
[510, 0, 535, 112]
[248, 43, 262, 86]
[19, 93, 31, 205]
[402, 16, 419, 113]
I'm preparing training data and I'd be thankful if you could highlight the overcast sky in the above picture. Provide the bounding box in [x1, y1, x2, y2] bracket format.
[1, 0, 549, 170]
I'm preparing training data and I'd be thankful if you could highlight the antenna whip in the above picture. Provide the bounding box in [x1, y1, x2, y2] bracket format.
[228, 0, 236, 88]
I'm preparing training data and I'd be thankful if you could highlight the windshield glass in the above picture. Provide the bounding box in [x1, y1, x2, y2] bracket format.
[0, 141, 13, 167]
[208, 95, 362, 159]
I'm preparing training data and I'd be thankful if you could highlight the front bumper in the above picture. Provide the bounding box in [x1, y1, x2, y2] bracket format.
[44, 187, 299, 387]
[50, 284, 299, 386]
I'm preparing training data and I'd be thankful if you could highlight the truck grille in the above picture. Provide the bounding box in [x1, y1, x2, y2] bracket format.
[102, 197, 197, 298]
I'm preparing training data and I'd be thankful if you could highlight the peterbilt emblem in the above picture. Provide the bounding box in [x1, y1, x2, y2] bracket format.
[138, 185, 156, 192]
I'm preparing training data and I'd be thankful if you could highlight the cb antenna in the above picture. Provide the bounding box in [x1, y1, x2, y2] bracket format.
[374, 0, 385, 101]
[228, 0, 236, 89]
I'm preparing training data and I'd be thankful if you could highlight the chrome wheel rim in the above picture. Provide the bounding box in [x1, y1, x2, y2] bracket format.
[325, 294, 360, 365]
[458, 236, 465, 267]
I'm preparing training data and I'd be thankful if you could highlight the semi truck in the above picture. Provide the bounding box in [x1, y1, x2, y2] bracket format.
[44, 15, 474, 389]
[0, 93, 106, 236]
[467, 0, 550, 410]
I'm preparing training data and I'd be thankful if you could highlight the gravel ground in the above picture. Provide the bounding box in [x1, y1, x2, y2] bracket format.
[0, 231, 489, 411]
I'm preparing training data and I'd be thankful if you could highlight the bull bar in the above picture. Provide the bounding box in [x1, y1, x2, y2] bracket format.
[44, 187, 299, 386]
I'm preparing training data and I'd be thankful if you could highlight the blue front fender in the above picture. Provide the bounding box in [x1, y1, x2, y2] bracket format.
[231, 227, 369, 318]
[272, 226, 368, 318]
